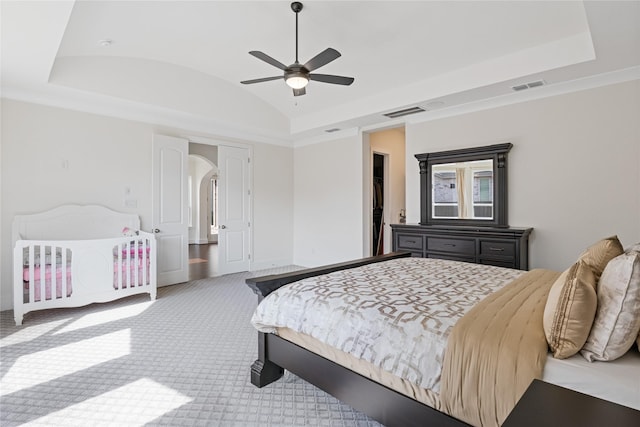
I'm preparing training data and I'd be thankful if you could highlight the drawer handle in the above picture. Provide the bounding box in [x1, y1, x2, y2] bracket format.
[489, 247, 505, 252]
[444, 243, 456, 247]
[406, 240, 416, 244]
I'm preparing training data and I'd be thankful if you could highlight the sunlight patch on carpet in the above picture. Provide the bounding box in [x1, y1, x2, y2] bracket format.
[21, 378, 192, 426]
[1, 329, 130, 396]
[55, 302, 154, 334]
[0, 319, 70, 347]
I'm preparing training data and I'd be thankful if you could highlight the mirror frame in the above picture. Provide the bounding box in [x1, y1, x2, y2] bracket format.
[415, 143, 512, 228]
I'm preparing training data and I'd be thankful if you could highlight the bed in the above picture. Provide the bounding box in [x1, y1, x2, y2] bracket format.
[12, 204, 157, 326]
[246, 245, 640, 426]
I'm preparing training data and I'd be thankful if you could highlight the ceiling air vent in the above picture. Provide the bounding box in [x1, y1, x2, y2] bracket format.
[511, 80, 546, 92]
[325, 128, 341, 133]
[383, 106, 425, 119]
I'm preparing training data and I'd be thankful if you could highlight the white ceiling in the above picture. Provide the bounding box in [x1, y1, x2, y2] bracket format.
[2, 1, 639, 145]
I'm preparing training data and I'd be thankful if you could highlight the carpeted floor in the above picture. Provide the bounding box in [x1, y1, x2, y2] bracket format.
[0, 267, 381, 426]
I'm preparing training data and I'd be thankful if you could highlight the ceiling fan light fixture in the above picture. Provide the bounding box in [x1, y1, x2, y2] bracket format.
[285, 73, 309, 89]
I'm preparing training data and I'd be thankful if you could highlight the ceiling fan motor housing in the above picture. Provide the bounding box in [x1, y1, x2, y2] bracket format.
[285, 64, 309, 80]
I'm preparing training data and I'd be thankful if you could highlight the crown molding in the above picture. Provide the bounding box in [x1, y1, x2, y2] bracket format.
[1, 85, 294, 148]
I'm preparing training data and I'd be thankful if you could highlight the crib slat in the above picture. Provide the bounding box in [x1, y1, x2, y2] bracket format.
[116, 242, 123, 290]
[127, 240, 132, 289]
[142, 238, 148, 287]
[39, 244, 46, 301]
[61, 247, 68, 297]
[28, 246, 35, 303]
[50, 245, 57, 299]
[132, 239, 142, 288]
[132, 239, 137, 288]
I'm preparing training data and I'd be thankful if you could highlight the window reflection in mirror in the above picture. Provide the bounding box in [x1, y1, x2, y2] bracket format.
[432, 159, 493, 220]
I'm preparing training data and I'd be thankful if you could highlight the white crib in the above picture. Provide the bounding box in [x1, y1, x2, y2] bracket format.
[12, 205, 157, 325]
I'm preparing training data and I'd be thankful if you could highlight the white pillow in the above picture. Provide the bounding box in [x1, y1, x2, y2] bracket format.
[625, 242, 640, 254]
[581, 252, 640, 361]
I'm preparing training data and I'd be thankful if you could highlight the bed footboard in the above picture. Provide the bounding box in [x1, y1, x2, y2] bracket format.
[246, 251, 411, 299]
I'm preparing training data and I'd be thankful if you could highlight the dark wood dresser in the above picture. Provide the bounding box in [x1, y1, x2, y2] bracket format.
[391, 224, 533, 270]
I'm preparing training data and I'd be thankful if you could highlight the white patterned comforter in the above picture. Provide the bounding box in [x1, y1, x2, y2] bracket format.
[251, 257, 523, 392]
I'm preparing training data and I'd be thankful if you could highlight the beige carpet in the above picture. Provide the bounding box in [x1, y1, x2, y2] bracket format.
[0, 267, 381, 426]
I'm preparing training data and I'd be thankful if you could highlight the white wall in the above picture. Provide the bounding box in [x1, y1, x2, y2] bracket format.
[405, 79, 640, 271]
[0, 99, 295, 310]
[369, 128, 406, 254]
[251, 143, 294, 269]
[293, 136, 364, 267]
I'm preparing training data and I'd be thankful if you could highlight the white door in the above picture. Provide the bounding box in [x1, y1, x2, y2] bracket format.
[152, 134, 189, 285]
[218, 145, 251, 274]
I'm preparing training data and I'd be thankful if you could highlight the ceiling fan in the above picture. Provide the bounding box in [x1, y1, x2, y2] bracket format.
[241, 1, 354, 96]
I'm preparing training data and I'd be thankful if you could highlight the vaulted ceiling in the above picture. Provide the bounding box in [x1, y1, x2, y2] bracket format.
[2, 1, 639, 145]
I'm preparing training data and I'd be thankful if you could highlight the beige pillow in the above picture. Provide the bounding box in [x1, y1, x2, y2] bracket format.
[581, 252, 640, 361]
[577, 235, 624, 280]
[544, 261, 597, 359]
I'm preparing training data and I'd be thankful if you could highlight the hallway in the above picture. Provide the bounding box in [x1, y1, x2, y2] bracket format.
[188, 243, 219, 281]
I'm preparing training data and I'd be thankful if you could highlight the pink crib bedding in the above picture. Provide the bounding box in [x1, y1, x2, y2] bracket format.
[23, 258, 151, 302]
[22, 264, 72, 301]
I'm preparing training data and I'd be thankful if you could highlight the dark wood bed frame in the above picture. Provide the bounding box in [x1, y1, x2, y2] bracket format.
[245, 251, 469, 427]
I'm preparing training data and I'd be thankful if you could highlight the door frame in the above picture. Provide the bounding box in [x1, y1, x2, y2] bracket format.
[188, 135, 253, 274]
[372, 151, 390, 255]
[362, 125, 406, 257]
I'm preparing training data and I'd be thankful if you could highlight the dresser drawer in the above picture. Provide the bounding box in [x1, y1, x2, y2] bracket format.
[479, 240, 516, 258]
[427, 237, 475, 255]
[428, 253, 475, 263]
[479, 259, 516, 269]
[396, 234, 424, 251]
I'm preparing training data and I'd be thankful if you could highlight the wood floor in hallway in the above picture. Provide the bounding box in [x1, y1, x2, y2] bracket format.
[189, 243, 219, 281]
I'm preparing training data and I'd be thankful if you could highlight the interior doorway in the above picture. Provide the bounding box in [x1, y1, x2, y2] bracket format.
[365, 127, 406, 256]
[372, 153, 386, 256]
[188, 143, 219, 279]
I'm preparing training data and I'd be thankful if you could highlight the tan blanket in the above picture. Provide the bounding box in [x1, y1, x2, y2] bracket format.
[441, 268, 560, 427]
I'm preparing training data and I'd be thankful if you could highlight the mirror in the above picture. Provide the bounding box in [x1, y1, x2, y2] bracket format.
[415, 143, 512, 227]
[431, 159, 494, 220]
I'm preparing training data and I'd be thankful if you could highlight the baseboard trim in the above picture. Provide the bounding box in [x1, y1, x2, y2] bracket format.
[251, 258, 294, 272]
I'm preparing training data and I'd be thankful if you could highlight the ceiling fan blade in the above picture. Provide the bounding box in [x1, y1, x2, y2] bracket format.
[249, 51, 287, 70]
[309, 74, 354, 86]
[303, 48, 341, 72]
[293, 87, 306, 97]
[240, 76, 283, 84]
